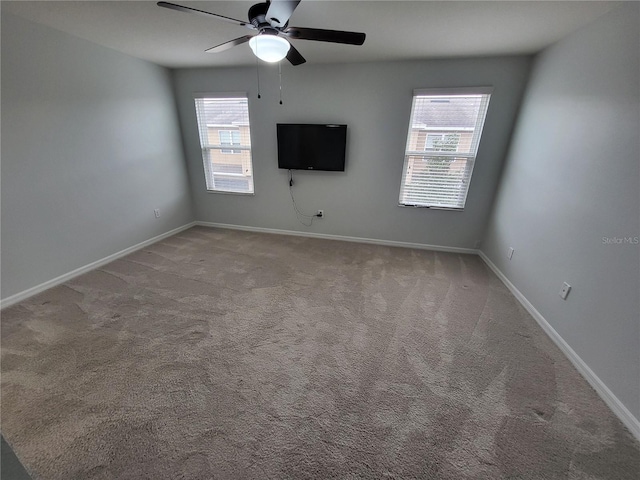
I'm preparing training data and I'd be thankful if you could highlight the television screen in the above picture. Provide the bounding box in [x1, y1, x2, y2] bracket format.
[277, 124, 347, 171]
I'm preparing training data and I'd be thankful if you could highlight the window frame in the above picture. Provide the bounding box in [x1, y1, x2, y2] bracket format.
[193, 93, 255, 195]
[398, 87, 493, 211]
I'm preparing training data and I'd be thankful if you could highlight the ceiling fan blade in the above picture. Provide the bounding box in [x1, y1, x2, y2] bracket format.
[284, 27, 366, 45]
[286, 43, 306, 66]
[157, 1, 253, 29]
[266, 0, 301, 28]
[205, 35, 254, 54]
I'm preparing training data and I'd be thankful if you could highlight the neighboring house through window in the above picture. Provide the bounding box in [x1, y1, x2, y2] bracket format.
[399, 88, 492, 209]
[194, 95, 254, 194]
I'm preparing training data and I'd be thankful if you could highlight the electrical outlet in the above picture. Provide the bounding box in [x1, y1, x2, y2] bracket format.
[559, 282, 571, 300]
[317, 210, 324, 218]
[154, 209, 161, 218]
[507, 247, 514, 260]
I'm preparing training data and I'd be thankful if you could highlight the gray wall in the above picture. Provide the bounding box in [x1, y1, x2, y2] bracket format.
[482, 3, 639, 418]
[1, 13, 194, 299]
[172, 56, 531, 248]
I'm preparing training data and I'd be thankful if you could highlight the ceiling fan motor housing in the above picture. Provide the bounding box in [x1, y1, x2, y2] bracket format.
[249, 3, 275, 30]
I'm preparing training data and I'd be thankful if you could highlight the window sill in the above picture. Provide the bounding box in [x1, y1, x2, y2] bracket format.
[398, 204, 464, 212]
[205, 189, 255, 196]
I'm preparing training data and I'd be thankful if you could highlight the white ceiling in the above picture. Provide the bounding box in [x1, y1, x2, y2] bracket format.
[3, 0, 621, 69]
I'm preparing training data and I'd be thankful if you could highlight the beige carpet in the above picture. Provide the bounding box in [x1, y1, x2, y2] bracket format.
[1, 226, 638, 479]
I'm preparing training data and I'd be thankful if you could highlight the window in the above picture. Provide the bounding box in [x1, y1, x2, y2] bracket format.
[219, 130, 241, 154]
[425, 133, 460, 152]
[194, 95, 254, 194]
[399, 88, 492, 210]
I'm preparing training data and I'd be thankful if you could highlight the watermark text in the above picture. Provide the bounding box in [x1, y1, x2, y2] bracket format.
[602, 236, 639, 245]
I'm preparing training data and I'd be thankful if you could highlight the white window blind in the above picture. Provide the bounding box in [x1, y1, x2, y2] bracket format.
[194, 95, 254, 194]
[399, 88, 492, 210]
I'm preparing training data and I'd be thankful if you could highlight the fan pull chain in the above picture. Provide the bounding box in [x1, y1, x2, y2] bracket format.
[278, 62, 283, 105]
[255, 55, 261, 99]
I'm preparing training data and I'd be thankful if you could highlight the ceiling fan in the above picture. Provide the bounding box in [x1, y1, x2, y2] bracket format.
[157, 0, 366, 65]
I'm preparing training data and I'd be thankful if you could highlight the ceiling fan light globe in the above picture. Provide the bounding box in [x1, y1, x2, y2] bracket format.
[249, 35, 290, 62]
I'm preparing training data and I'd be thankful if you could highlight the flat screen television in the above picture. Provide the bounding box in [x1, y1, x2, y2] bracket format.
[277, 124, 347, 171]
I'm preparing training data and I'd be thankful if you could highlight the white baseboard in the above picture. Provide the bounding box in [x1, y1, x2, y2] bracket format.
[0, 222, 197, 310]
[478, 251, 640, 442]
[195, 221, 479, 255]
